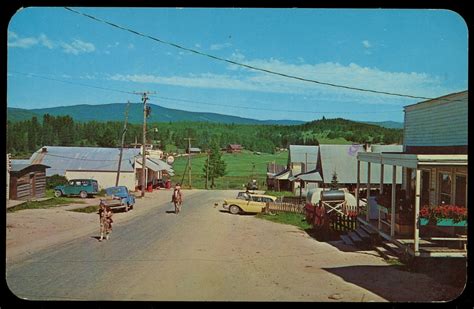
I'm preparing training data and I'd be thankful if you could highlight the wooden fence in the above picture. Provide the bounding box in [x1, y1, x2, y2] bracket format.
[330, 213, 358, 232]
[266, 202, 305, 214]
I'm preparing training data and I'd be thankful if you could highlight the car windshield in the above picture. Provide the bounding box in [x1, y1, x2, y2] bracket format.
[105, 187, 127, 195]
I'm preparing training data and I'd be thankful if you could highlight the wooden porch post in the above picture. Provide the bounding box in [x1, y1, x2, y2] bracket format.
[391, 165, 396, 237]
[356, 160, 360, 210]
[380, 164, 384, 194]
[366, 162, 371, 221]
[414, 169, 421, 253]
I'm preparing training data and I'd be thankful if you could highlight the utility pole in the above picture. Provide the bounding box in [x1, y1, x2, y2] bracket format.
[116, 102, 130, 187]
[135, 91, 155, 197]
[205, 150, 210, 190]
[184, 138, 194, 189]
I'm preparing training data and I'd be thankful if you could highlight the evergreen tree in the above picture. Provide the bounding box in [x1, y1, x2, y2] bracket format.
[203, 140, 227, 188]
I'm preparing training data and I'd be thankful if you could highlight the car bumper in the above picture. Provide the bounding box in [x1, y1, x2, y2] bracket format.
[222, 203, 229, 210]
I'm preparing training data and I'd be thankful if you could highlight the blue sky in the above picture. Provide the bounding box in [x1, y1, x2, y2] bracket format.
[7, 8, 468, 122]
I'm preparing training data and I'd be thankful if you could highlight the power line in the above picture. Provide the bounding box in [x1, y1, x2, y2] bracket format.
[8, 71, 403, 114]
[64, 7, 437, 101]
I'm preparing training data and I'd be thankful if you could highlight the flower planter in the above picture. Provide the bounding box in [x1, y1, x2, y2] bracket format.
[419, 218, 467, 227]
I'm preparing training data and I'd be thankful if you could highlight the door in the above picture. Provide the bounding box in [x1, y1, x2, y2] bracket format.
[29, 173, 35, 198]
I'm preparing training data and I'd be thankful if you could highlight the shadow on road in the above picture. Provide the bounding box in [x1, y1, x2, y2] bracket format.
[322, 264, 465, 302]
[165, 210, 177, 214]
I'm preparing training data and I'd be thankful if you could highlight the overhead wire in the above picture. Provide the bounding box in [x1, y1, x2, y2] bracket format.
[9, 71, 403, 114]
[63, 7, 437, 101]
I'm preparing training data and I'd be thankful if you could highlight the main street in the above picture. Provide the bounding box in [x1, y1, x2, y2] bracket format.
[6, 190, 460, 302]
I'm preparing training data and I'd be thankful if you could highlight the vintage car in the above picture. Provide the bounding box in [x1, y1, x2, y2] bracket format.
[54, 179, 99, 198]
[103, 186, 136, 212]
[223, 193, 277, 215]
[236, 190, 256, 199]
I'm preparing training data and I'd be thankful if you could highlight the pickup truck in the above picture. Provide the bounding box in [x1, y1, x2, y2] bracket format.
[103, 186, 136, 212]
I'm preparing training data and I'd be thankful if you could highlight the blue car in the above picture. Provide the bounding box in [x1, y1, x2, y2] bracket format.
[104, 186, 136, 212]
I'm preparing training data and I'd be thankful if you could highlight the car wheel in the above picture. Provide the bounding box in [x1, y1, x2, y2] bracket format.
[79, 191, 88, 199]
[54, 190, 62, 198]
[229, 205, 240, 215]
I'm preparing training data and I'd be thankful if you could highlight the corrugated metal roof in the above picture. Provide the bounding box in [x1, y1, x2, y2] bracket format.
[30, 146, 140, 176]
[289, 145, 319, 163]
[136, 157, 174, 175]
[289, 169, 323, 182]
[10, 163, 50, 172]
[319, 144, 403, 184]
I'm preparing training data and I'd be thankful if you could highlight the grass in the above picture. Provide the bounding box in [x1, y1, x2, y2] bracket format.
[171, 150, 288, 189]
[256, 212, 312, 230]
[7, 196, 85, 213]
[69, 205, 99, 213]
[263, 190, 296, 198]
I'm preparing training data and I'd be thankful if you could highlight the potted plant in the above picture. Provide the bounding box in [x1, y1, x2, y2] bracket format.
[419, 205, 467, 227]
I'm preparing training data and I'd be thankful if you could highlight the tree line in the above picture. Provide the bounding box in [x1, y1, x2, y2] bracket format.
[7, 114, 403, 157]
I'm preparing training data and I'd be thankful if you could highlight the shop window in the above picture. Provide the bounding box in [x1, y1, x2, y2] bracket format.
[438, 172, 452, 204]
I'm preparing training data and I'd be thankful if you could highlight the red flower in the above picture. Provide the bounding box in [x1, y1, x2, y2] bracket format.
[420, 205, 467, 223]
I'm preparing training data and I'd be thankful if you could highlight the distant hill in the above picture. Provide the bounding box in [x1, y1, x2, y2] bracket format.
[7, 103, 305, 125]
[363, 121, 404, 129]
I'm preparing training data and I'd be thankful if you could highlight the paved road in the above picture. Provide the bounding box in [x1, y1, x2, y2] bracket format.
[6, 190, 462, 302]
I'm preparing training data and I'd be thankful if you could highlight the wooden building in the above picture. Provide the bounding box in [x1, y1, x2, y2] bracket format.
[227, 144, 242, 153]
[9, 162, 50, 200]
[356, 90, 468, 258]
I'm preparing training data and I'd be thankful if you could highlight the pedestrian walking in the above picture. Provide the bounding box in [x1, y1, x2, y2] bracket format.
[98, 200, 113, 241]
[171, 183, 183, 214]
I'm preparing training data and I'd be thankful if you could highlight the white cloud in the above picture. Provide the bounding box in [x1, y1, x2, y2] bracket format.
[128, 43, 135, 49]
[107, 56, 461, 105]
[210, 42, 232, 50]
[61, 39, 95, 55]
[362, 40, 372, 48]
[8, 32, 95, 55]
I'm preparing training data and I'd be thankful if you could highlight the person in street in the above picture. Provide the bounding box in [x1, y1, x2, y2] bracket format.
[172, 183, 183, 214]
[98, 200, 113, 241]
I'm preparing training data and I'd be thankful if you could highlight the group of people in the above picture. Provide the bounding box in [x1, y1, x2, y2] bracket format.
[97, 183, 184, 242]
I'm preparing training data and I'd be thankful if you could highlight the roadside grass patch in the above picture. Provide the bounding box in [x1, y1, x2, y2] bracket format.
[69, 205, 99, 213]
[7, 197, 85, 213]
[264, 190, 296, 198]
[256, 212, 311, 230]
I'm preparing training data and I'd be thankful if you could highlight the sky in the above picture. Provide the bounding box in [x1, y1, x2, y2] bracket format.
[7, 7, 468, 123]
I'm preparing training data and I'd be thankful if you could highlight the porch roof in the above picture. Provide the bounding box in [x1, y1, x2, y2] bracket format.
[357, 152, 467, 169]
[288, 169, 323, 182]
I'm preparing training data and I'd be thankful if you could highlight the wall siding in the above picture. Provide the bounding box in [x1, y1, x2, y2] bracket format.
[404, 96, 468, 147]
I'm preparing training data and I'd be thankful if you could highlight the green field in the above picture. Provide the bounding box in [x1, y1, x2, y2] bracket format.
[170, 150, 288, 189]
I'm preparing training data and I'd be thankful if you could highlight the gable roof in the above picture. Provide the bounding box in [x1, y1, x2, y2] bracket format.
[288, 145, 319, 172]
[319, 144, 403, 184]
[30, 146, 140, 176]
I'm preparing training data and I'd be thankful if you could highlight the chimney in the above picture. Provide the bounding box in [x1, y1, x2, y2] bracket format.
[41, 147, 47, 153]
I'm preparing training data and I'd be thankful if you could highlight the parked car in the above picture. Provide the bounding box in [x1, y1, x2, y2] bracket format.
[103, 186, 136, 212]
[223, 193, 277, 215]
[236, 191, 255, 199]
[54, 179, 99, 198]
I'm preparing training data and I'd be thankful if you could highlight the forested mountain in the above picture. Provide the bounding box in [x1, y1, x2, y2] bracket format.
[7, 114, 403, 158]
[7, 104, 304, 125]
[7, 104, 402, 128]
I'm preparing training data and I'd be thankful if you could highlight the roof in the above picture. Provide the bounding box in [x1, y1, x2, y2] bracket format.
[288, 145, 319, 174]
[10, 163, 50, 173]
[189, 147, 201, 152]
[136, 157, 175, 176]
[404, 90, 468, 110]
[228, 144, 242, 149]
[318, 144, 403, 184]
[30, 146, 140, 176]
[288, 169, 323, 182]
[274, 169, 290, 180]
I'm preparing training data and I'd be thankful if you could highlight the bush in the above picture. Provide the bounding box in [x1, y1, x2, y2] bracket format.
[46, 174, 68, 189]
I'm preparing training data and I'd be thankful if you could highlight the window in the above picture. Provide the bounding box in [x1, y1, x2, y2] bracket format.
[455, 175, 467, 207]
[438, 172, 452, 204]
